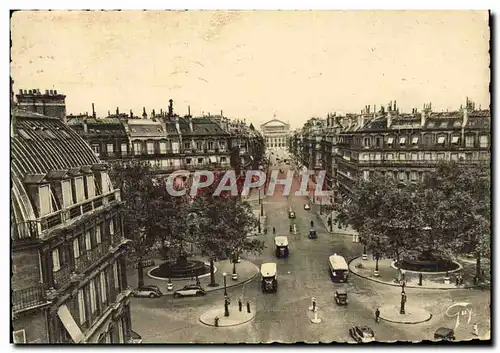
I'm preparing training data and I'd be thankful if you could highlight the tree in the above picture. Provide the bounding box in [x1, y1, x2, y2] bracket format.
[422, 161, 491, 278]
[230, 145, 242, 176]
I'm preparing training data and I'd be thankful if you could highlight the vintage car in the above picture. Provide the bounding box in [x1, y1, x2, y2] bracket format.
[173, 284, 206, 298]
[304, 204, 311, 210]
[349, 325, 375, 343]
[274, 236, 289, 258]
[334, 288, 348, 305]
[308, 229, 317, 239]
[434, 327, 455, 341]
[132, 285, 163, 298]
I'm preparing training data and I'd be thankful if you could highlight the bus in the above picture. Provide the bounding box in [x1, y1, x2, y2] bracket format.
[328, 254, 349, 283]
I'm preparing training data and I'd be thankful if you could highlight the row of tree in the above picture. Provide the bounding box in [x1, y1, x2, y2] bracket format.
[329, 161, 490, 278]
[109, 159, 265, 287]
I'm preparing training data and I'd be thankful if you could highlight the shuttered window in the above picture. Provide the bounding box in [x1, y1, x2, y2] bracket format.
[39, 185, 52, 216]
[75, 177, 85, 202]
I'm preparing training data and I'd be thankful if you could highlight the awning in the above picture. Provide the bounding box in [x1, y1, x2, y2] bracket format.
[57, 305, 84, 343]
[209, 156, 217, 163]
[399, 137, 406, 144]
[387, 137, 394, 144]
[451, 136, 460, 143]
[412, 136, 419, 144]
[437, 136, 446, 144]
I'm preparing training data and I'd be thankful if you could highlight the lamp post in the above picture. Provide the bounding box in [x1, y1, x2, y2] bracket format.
[223, 272, 228, 297]
[400, 285, 407, 315]
[374, 238, 381, 277]
[232, 254, 238, 280]
[362, 243, 368, 260]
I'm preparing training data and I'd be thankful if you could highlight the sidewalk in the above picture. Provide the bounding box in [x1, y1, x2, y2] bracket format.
[311, 203, 358, 236]
[127, 257, 260, 295]
[349, 256, 491, 290]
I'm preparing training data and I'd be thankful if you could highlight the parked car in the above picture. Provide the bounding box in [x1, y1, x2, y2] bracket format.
[173, 284, 206, 298]
[349, 325, 375, 343]
[304, 204, 311, 210]
[129, 330, 143, 344]
[133, 285, 163, 298]
[434, 327, 455, 341]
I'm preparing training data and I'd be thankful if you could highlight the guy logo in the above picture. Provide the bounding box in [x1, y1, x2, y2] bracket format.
[445, 302, 473, 330]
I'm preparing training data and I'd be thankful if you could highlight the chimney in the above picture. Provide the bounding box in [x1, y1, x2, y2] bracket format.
[116, 107, 119, 115]
[92, 103, 96, 118]
[394, 100, 397, 112]
[168, 99, 174, 117]
[421, 105, 427, 127]
[152, 109, 156, 119]
[221, 110, 223, 117]
[83, 117, 88, 134]
[108, 110, 110, 117]
[188, 105, 191, 117]
[142, 107, 147, 119]
[462, 101, 469, 128]
[129, 109, 133, 118]
[387, 109, 392, 128]
[160, 108, 163, 117]
[188, 116, 193, 132]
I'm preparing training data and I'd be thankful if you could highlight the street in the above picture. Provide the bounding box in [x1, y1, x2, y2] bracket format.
[130, 163, 491, 343]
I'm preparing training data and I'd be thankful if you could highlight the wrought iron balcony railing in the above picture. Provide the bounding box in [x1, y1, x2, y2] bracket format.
[12, 284, 47, 312]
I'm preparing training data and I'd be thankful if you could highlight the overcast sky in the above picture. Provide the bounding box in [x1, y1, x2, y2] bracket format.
[11, 10, 490, 129]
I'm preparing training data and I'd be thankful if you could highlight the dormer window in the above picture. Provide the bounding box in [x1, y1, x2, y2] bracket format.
[39, 184, 52, 217]
[387, 137, 394, 145]
[159, 141, 167, 154]
[18, 129, 32, 140]
[399, 137, 406, 145]
[74, 177, 85, 203]
[451, 136, 460, 144]
[62, 180, 73, 208]
[106, 144, 114, 154]
[101, 172, 111, 194]
[437, 136, 446, 144]
[147, 141, 155, 154]
[412, 136, 419, 144]
[479, 135, 488, 148]
[86, 175, 95, 198]
[133, 142, 141, 155]
[363, 138, 370, 147]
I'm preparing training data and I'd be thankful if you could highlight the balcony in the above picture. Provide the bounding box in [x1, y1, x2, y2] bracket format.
[12, 284, 48, 312]
[75, 240, 111, 273]
[11, 190, 121, 242]
[53, 266, 72, 288]
[356, 159, 485, 167]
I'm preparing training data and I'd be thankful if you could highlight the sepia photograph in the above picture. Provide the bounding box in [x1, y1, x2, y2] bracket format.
[8, 7, 492, 345]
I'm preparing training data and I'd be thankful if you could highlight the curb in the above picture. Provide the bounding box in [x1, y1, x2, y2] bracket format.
[380, 313, 433, 325]
[163, 263, 260, 296]
[199, 311, 256, 327]
[347, 257, 483, 291]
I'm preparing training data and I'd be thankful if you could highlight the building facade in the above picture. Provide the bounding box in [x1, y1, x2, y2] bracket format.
[11, 108, 134, 344]
[260, 117, 290, 152]
[289, 99, 491, 204]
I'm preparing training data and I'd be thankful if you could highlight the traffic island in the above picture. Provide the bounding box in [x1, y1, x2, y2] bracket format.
[199, 306, 255, 327]
[379, 304, 432, 324]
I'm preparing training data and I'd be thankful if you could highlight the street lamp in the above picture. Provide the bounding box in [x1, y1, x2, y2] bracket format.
[374, 238, 381, 277]
[362, 243, 368, 260]
[223, 272, 228, 297]
[400, 285, 407, 315]
[232, 254, 238, 280]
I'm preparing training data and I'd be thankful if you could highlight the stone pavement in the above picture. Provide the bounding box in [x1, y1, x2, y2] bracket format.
[199, 305, 255, 327]
[127, 257, 260, 295]
[378, 304, 432, 324]
[349, 256, 491, 290]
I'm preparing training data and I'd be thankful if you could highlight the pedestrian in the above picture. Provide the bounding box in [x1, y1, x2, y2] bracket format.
[273, 227, 276, 235]
[289, 225, 293, 233]
[455, 275, 459, 287]
[310, 220, 314, 228]
[459, 274, 464, 286]
[375, 308, 380, 323]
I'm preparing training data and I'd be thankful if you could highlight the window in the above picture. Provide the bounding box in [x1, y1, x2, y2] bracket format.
[184, 142, 191, 150]
[386, 153, 393, 160]
[411, 153, 418, 161]
[121, 143, 128, 155]
[363, 170, 369, 181]
[437, 153, 445, 160]
[399, 153, 406, 160]
[399, 172, 406, 181]
[195, 142, 202, 151]
[96, 225, 102, 244]
[465, 135, 475, 148]
[363, 138, 370, 147]
[437, 136, 446, 144]
[109, 220, 114, 235]
[480, 152, 489, 160]
[133, 142, 141, 155]
[78, 289, 86, 324]
[75, 177, 85, 202]
[101, 173, 110, 194]
[100, 272, 107, 304]
[186, 158, 192, 165]
[479, 135, 488, 148]
[410, 171, 418, 181]
[62, 180, 73, 207]
[52, 248, 61, 272]
[412, 136, 419, 144]
[118, 320, 124, 343]
[91, 144, 100, 155]
[451, 136, 460, 144]
[85, 231, 92, 251]
[172, 142, 180, 154]
[73, 238, 80, 258]
[451, 153, 458, 161]
[113, 262, 119, 289]
[361, 153, 369, 161]
[221, 156, 227, 163]
[39, 185, 52, 216]
[12, 330, 26, 344]
[424, 153, 432, 161]
[147, 142, 154, 154]
[423, 134, 433, 145]
[90, 280, 97, 314]
[399, 137, 406, 145]
[386, 137, 394, 145]
[208, 142, 214, 150]
[219, 141, 226, 150]
[159, 142, 167, 154]
[86, 175, 95, 198]
[106, 144, 114, 153]
[375, 153, 381, 160]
